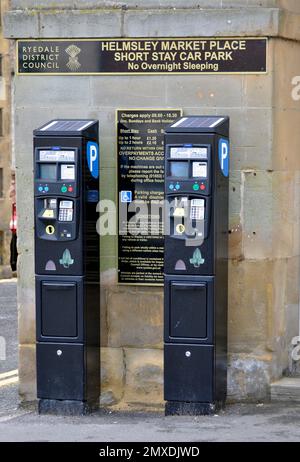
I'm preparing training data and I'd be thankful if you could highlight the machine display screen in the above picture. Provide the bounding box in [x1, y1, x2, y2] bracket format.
[170, 161, 189, 178]
[39, 163, 57, 180]
[61, 164, 75, 180]
[39, 150, 75, 162]
[170, 147, 208, 159]
[192, 162, 207, 178]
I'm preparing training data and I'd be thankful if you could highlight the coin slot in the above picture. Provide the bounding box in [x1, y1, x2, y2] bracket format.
[45, 225, 55, 235]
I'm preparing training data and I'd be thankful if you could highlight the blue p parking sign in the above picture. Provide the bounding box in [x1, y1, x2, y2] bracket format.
[87, 141, 99, 179]
[218, 138, 229, 177]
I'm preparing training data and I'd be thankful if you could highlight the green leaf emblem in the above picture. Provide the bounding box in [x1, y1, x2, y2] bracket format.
[189, 248, 205, 268]
[59, 249, 74, 268]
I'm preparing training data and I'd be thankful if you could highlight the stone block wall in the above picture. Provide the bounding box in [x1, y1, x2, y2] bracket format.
[0, 0, 12, 277]
[4, 0, 300, 407]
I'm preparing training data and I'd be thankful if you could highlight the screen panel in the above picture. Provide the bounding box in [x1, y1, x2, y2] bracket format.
[60, 164, 75, 180]
[170, 162, 189, 178]
[192, 162, 207, 178]
[39, 150, 75, 162]
[39, 164, 57, 180]
[170, 147, 208, 159]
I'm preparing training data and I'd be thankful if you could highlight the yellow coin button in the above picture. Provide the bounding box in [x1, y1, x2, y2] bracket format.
[43, 209, 54, 218]
[176, 224, 185, 234]
[45, 225, 55, 235]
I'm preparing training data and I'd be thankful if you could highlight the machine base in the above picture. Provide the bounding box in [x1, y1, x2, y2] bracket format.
[38, 399, 99, 416]
[165, 401, 224, 416]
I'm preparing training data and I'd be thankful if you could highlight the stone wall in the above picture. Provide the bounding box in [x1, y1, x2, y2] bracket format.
[4, 0, 300, 407]
[0, 0, 12, 277]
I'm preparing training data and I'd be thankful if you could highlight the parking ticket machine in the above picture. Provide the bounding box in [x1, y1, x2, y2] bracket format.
[164, 116, 229, 415]
[33, 119, 100, 414]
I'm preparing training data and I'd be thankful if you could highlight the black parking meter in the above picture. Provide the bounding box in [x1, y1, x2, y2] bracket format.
[33, 119, 100, 414]
[164, 116, 229, 415]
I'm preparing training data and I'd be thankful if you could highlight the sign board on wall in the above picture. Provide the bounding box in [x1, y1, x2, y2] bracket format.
[117, 109, 182, 285]
[17, 38, 267, 75]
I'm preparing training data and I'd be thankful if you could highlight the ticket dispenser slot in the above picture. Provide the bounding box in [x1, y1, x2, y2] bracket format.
[168, 195, 210, 241]
[34, 119, 100, 415]
[170, 196, 188, 237]
[165, 276, 214, 344]
[41, 198, 57, 220]
[170, 282, 207, 339]
[164, 115, 229, 416]
[36, 197, 77, 241]
[41, 282, 78, 338]
[36, 276, 84, 343]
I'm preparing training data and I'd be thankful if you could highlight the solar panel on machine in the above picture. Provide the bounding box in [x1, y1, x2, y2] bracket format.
[40, 120, 94, 132]
[171, 116, 224, 129]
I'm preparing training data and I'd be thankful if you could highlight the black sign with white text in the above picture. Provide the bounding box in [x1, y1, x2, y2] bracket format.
[17, 38, 267, 75]
[117, 109, 182, 285]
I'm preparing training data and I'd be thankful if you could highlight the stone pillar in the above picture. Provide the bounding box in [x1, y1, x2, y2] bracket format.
[4, 0, 300, 407]
[0, 0, 12, 278]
